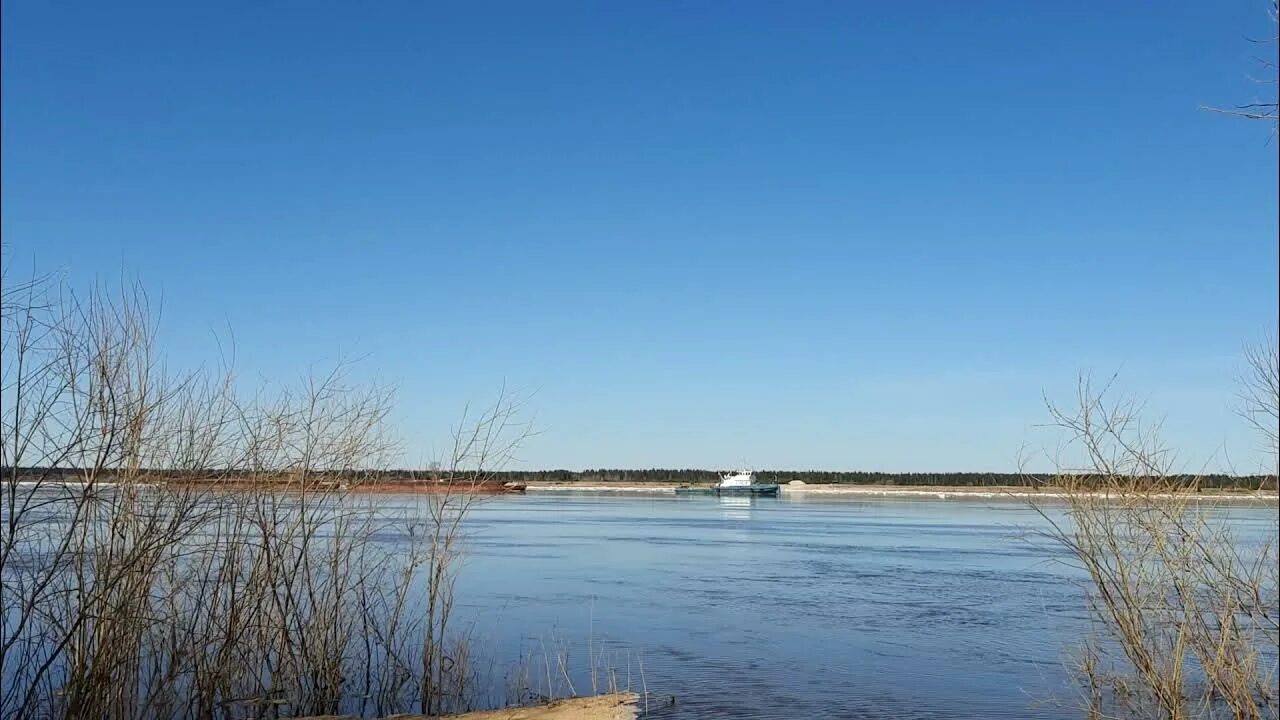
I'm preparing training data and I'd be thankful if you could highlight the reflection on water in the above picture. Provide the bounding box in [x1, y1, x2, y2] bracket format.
[717, 494, 752, 520]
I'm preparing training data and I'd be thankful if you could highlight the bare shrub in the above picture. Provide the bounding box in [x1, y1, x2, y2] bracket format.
[1029, 375, 1279, 720]
[1200, 1, 1278, 130]
[1238, 335, 1279, 472]
[1, 269, 527, 719]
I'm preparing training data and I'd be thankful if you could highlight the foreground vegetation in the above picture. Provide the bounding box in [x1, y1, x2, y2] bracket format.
[1029, 372, 1279, 720]
[0, 274, 546, 718]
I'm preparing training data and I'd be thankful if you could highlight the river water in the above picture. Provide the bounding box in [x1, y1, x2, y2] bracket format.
[7, 488, 1272, 718]
[396, 491, 1274, 720]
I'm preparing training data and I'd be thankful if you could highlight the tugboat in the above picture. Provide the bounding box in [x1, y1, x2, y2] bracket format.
[675, 470, 779, 496]
[713, 470, 779, 496]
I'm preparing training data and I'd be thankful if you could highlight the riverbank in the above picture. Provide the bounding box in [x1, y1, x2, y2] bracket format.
[296, 693, 639, 720]
[525, 482, 1280, 501]
[10, 478, 1274, 501]
[5, 478, 528, 495]
[166, 479, 529, 495]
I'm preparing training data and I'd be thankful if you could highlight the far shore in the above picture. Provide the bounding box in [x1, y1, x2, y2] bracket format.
[8, 476, 1277, 502]
[525, 482, 1280, 502]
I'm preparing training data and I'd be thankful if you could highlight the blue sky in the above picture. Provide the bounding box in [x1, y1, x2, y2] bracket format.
[3, 1, 1277, 472]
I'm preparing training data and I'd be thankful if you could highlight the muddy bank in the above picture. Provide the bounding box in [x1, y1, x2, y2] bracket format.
[161, 479, 527, 495]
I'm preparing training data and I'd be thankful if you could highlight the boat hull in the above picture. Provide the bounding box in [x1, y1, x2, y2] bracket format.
[715, 484, 779, 496]
[674, 484, 779, 497]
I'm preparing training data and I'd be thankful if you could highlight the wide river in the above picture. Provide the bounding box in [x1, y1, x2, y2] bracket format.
[373, 492, 1273, 719]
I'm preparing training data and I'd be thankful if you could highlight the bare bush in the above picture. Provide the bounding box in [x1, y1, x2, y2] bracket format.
[1029, 375, 1279, 720]
[1239, 335, 1279, 472]
[1, 270, 527, 719]
[1201, 1, 1278, 130]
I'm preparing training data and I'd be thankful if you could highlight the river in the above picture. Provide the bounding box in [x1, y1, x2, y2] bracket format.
[364, 491, 1272, 720]
[6, 488, 1273, 719]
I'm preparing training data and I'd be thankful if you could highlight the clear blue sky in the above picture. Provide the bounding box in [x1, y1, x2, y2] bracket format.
[3, 1, 1277, 472]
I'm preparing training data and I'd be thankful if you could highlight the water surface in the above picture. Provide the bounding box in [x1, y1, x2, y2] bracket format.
[384, 493, 1272, 719]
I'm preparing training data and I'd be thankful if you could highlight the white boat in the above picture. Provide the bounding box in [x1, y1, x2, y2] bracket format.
[714, 470, 779, 496]
[673, 470, 780, 496]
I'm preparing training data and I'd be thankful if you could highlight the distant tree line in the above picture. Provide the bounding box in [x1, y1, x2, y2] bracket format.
[9, 466, 1274, 490]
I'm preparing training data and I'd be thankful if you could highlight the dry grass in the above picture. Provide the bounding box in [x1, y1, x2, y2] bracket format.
[501, 628, 648, 711]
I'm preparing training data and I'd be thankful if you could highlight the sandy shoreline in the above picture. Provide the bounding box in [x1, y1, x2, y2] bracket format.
[296, 692, 638, 720]
[525, 483, 1279, 502]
